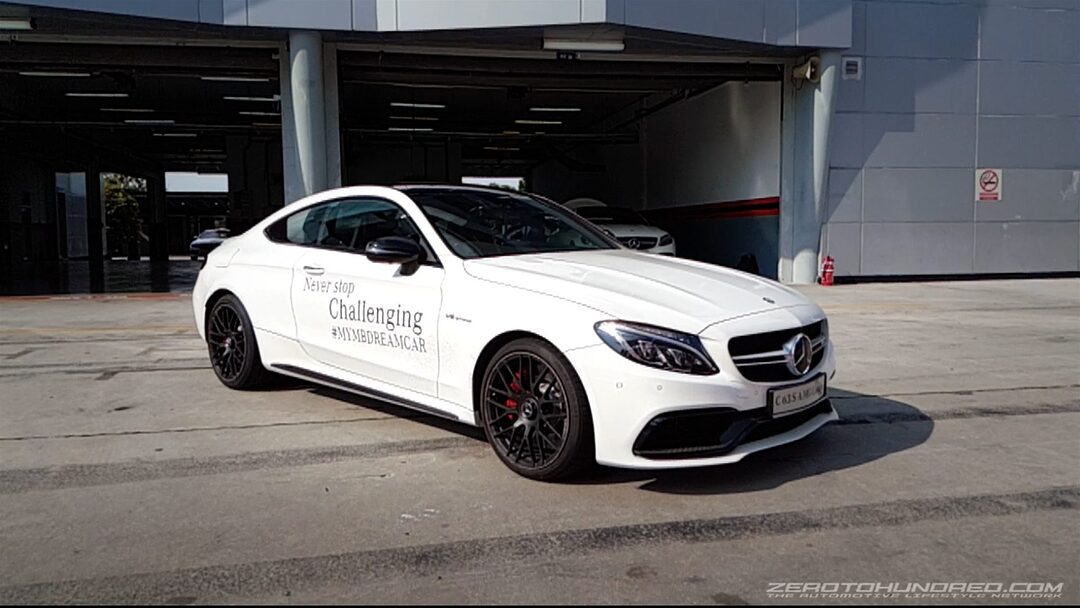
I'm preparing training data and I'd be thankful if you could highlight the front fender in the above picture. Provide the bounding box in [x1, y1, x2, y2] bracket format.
[436, 274, 607, 409]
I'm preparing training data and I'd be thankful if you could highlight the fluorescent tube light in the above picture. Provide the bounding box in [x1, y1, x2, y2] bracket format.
[390, 102, 445, 109]
[223, 95, 280, 102]
[66, 92, 128, 98]
[0, 17, 33, 31]
[20, 71, 90, 78]
[201, 76, 270, 83]
[543, 38, 624, 52]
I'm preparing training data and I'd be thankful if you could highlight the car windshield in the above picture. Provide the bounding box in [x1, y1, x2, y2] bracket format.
[576, 206, 650, 225]
[403, 188, 619, 259]
[198, 229, 228, 239]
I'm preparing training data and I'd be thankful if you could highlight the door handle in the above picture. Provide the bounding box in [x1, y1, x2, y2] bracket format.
[302, 265, 325, 276]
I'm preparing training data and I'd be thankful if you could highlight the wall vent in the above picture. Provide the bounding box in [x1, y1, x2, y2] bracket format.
[842, 57, 863, 81]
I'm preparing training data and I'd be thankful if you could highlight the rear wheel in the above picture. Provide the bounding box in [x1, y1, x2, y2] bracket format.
[480, 338, 594, 480]
[206, 294, 269, 389]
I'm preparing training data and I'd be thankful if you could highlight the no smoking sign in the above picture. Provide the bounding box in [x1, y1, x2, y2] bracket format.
[976, 168, 1002, 202]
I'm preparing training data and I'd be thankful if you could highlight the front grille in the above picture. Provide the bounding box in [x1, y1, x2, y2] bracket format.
[617, 236, 658, 250]
[633, 400, 833, 459]
[728, 321, 826, 382]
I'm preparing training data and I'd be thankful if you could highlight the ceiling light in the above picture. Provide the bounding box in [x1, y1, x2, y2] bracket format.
[153, 132, 197, 138]
[251, 122, 280, 128]
[66, 92, 129, 98]
[530, 107, 581, 112]
[100, 108, 154, 113]
[515, 119, 562, 126]
[201, 76, 270, 83]
[223, 95, 280, 102]
[124, 119, 175, 125]
[390, 102, 445, 109]
[0, 17, 34, 31]
[543, 38, 625, 52]
[388, 127, 433, 132]
[484, 146, 521, 151]
[239, 111, 280, 116]
[389, 115, 438, 121]
[20, 71, 90, 78]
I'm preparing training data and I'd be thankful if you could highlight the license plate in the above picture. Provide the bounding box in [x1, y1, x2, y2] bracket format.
[769, 375, 826, 417]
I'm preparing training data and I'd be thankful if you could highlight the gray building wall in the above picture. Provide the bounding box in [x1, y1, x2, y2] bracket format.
[7, 0, 851, 46]
[824, 0, 1080, 276]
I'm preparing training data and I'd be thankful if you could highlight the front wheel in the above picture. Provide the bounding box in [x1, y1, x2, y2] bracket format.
[480, 338, 594, 481]
[206, 294, 270, 390]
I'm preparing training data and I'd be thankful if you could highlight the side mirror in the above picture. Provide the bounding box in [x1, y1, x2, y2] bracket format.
[365, 236, 422, 272]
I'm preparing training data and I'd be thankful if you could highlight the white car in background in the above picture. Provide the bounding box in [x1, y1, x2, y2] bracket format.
[565, 198, 676, 255]
[193, 185, 836, 480]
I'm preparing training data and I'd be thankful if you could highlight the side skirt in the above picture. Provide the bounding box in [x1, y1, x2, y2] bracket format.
[270, 363, 464, 423]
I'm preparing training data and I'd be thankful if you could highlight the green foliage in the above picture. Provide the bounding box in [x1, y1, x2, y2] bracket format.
[103, 174, 146, 249]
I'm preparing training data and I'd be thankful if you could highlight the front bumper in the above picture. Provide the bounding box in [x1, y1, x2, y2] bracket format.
[565, 337, 837, 469]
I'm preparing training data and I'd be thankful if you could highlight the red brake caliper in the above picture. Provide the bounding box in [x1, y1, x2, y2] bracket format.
[506, 371, 524, 421]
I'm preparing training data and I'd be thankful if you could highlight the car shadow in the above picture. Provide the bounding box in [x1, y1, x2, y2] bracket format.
[275, 381, 931, 493]
[574, 388, 933, 495]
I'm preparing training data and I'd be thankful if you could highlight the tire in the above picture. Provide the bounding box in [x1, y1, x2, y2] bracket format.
[206, 294, 270, 390]
[479, 338, 594, 481]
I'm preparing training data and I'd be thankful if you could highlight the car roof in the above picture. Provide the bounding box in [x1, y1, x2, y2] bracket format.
[395, 184, 521, 194]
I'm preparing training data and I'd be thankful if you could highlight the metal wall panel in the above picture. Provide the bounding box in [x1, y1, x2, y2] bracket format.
[862, 58, 978, 115]
[980, 5, 1080, 62]
[978, 62, 1080, 117]
[974, 170, 1080, 222]
[977, 116, 1080, 169]
[826, 168, 862, 223]
[862, 168, 973, 223]
[974, 221, 1080, 272]
[862, 113, 976, 169]
[861, 222, 975, 275]
[865, 1, 979, 59]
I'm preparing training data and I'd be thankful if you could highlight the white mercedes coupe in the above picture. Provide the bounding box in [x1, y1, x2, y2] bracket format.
[193, 185, 836, 480]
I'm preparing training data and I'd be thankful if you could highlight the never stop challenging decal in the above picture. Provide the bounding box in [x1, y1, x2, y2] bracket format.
[303, 277, 428, 353]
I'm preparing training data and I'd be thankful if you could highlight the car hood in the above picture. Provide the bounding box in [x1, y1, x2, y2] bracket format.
[463, 250, 811, 333]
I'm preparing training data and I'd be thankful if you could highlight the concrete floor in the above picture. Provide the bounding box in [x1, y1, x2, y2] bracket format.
[0, 279, 1077, 604]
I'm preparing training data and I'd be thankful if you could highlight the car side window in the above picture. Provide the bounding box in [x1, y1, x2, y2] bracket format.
[266, 197, 434, 260]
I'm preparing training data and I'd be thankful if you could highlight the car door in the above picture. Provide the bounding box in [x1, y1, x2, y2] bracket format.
[288, 197, 443, 397]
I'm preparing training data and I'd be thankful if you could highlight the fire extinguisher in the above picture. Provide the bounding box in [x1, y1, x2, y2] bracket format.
[820, 256, 835, 286]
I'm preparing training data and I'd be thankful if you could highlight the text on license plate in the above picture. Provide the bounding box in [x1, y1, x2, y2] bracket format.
[770, 375, 826, 417]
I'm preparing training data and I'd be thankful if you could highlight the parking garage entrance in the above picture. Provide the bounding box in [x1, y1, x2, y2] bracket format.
[0, 27, 283, 294]
[337, 46, 786, 277]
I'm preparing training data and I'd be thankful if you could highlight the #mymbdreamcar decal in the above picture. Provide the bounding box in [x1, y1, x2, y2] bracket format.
[301, 277, 428, 354]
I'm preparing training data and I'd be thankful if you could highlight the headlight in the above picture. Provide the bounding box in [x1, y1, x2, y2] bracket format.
[658, 234, 673, 246]
[594, 320, 718, 375]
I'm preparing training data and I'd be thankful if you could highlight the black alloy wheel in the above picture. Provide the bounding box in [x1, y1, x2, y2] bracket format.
[481, 338, 594, 480]
[207, 294, 269, 389]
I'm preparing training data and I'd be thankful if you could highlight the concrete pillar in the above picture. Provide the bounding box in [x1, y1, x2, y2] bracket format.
[780, 51, 841, 284]
[84, 167, 105, 293]
[282, 31, 328, 203]
[147, 173, 168, 262]
[323, 42, 342, 189]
